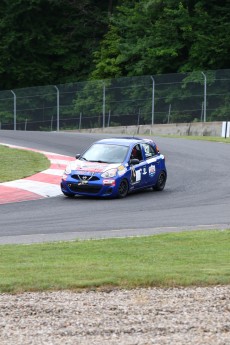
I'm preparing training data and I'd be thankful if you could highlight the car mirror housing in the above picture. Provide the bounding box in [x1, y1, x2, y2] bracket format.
[75, 154, 81, 159]
[130, 158, 140, 165]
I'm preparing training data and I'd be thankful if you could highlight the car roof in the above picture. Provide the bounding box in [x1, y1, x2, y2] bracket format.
[96, 137, 155, 146]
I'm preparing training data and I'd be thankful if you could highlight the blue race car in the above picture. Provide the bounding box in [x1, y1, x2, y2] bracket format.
[61, 137, 167, 198]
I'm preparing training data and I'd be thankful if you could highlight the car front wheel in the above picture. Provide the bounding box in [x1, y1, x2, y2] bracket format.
[62, 191, 75, 198]
[153, 171, 167, 191]
[117, 179, 129, 198]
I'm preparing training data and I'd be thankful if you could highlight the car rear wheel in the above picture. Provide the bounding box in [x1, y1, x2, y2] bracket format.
[153, 171, 166, 191]
[117, 179, 129, 198]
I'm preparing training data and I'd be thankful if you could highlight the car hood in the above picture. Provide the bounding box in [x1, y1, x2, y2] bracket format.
[69, 160, 121, 173]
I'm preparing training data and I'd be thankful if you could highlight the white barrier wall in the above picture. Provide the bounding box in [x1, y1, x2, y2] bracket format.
[221, 122, 230, 138]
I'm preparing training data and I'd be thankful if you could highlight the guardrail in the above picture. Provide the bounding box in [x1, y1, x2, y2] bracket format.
[0, 69, 229, 131]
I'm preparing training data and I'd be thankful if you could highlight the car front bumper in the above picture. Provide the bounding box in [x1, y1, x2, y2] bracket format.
[61, 178, 119, 198]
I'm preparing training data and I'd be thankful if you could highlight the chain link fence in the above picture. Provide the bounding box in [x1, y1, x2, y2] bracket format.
[0, 69, 229, 131]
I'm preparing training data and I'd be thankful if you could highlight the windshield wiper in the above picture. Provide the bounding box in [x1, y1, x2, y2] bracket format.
[90, 160, 109, 163]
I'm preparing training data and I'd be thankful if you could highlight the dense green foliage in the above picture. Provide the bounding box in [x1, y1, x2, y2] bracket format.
[0, 0, 229, 90]
[92, 0, 230, 79]
[0, 0, 116, 89]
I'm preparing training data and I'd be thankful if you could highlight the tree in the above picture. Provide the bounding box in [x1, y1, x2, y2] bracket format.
[182, 0, 230, 71]
[0, 0, 113, 89]
[92, 0, 230, 79]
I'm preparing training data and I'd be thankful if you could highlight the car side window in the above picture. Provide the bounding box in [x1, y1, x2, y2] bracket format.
[142, 143, 157, 159]
[131, 144, 143, 161]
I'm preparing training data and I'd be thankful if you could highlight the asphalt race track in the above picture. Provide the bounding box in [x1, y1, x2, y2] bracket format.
[0, 130, 229, 244]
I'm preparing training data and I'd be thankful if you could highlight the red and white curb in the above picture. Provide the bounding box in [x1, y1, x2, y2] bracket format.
[0, 143, 75, 205]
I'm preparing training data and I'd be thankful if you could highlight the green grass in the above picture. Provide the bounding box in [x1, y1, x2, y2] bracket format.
[158, 135, 230, 143]
[0, 145, 50, 182]
[0, 230, 229, 293]
[0, 140, 229, 293]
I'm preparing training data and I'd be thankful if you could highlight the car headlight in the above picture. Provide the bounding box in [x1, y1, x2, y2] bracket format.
[101, 168, 117, 178]
[64, 165, 71, 175]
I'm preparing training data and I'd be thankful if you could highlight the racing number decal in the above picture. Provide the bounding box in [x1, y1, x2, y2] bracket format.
[149, 165, 156, 177]
[136, 170, 141, 181]
[131, 166, 141, 184]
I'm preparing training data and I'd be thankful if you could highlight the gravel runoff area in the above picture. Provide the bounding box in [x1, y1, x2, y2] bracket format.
[0, 286, 230, 345]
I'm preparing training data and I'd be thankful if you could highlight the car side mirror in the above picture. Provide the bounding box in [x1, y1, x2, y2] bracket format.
[130, 158, 140, 165]
[75, 154, 81, 159]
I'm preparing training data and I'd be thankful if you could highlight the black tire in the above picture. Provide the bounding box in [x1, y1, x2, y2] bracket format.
[153, 171, 167, 191]
[62, 191, 75, 198]
[117, 179, 129, 198]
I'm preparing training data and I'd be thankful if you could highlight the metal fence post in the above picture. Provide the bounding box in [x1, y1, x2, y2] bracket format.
[11, 90, 16, 130]
[54, 85, 60, 131]
[151, 76, 155, 126]
[51, 116, 53, 131]
[79, 112, 82, 130]
[107, 110, 111, 127]
[168, 104, 171, 124]
[201, 72, 207, 122]
[200, 102, 203, 121]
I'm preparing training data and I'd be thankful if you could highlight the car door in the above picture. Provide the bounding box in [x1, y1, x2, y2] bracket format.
[129, 144, 148, 189]
[141, 143, 160, 186]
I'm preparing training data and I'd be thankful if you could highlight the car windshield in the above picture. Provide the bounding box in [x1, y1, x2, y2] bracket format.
[81, 143, 129, 163]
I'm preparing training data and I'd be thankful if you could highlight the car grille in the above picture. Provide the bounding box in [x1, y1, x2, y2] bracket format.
[68, 183, 102, 194]
[71, 174, 100, 182]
